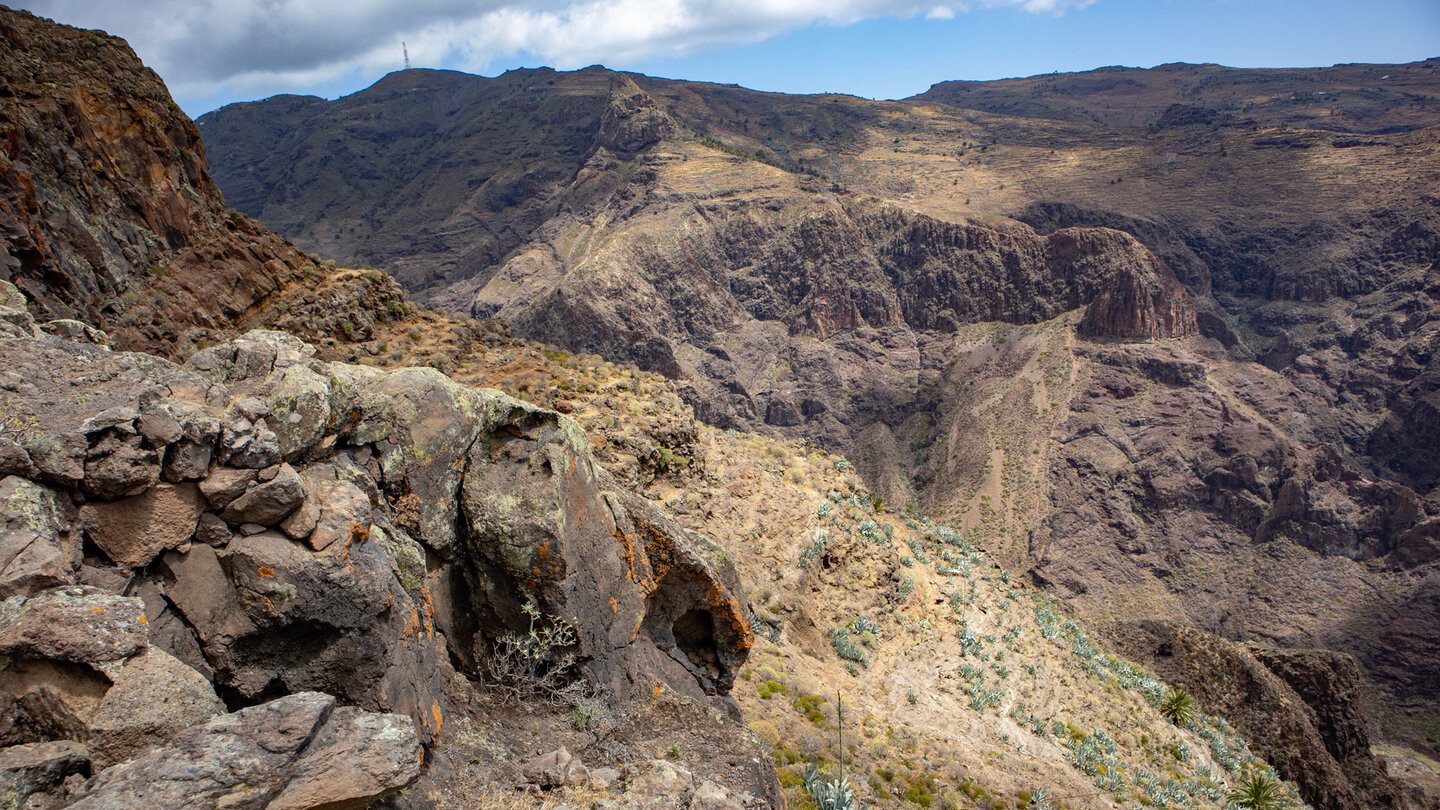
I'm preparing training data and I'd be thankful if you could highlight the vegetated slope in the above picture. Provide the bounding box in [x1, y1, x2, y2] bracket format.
[200, 58, 1440, 782]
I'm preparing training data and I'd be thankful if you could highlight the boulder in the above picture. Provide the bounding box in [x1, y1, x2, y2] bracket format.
[79, 483, 204, 568]
[208, 531, 445, 743]
[0, 439, 35, 478]
[0, 740, 90, 809]
[85, 646, 225, 770]
[134, 409, 182, 447]
[285, 465, 372, 551]
[522, 746, 589, 789]
[37, 318, 110, 346]
[0, 477, 78, 598]
[219, 463, 304, 526]
[0, 587, 146, 746]
[0, 586, 146, 665]
[265, 365, 330, 461]
[79, 435, 158, 500]
[69, 692, 421, 810]
[154, 546, 256, 647]
[197, 467, 255, 508]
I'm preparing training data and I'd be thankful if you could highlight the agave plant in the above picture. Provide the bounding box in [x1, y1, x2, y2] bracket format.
[1160, 684, 1198, 726]
[1228, 773, 1281, 810]
[803, 766, 864, 810]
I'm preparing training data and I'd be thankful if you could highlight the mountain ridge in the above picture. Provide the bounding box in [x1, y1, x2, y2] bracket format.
[197, 56, 1440, 789]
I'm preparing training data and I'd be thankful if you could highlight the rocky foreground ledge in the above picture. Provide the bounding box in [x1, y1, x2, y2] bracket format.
[0, 281, 753, 808]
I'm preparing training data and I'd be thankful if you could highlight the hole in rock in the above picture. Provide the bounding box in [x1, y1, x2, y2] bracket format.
[673, 609, 719, 674]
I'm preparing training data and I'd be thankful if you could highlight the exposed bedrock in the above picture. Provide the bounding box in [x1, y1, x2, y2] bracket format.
[0, 312, 751, 794]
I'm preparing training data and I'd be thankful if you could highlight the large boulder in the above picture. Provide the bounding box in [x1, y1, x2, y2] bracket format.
[0, 587, 146, 746]
[85, 646, 225, 770]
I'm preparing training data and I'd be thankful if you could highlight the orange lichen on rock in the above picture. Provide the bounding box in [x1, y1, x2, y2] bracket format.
[705, 581, 754, 655]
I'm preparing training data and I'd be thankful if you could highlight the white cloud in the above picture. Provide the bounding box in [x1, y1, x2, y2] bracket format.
[19, 0, 1096, 108]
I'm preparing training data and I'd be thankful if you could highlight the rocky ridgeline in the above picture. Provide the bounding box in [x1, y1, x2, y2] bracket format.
[0, 281, 754, 808]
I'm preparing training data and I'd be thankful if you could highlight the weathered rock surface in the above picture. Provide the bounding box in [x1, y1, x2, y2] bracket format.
[0, 321, 751, 747]
[69, 692, 420, 810]
[85, 646, 225, 770]
[0, 740, 89, 810]
[79, 483, 204, 568]
[0, 477, 77, 599]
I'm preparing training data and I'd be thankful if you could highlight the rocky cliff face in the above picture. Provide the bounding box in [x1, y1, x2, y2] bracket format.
[1107, 621, 1427, 810]
[0, 8, 322, 359]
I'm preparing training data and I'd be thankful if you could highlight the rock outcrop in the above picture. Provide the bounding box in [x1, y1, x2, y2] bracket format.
[0, 290, 750, 732]
[1108, 621, 1427, 810]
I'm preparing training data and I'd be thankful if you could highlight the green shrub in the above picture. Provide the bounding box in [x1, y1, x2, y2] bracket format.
[829, 627, 869, 667]
[1229, 773, 1281, 810]
[1160, 685, 1199, 726]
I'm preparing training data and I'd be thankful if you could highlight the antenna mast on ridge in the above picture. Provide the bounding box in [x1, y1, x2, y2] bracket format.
[403, 42, 411, 70]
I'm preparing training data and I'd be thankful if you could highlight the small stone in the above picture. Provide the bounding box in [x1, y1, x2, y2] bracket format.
[238, 523, 266, 536]
[195, 513, 232, 547]
[198, 468, 256, 509]
[591, 767, 622, 790]
[220, 463, 304, 526]
[257, 464, 279, 483]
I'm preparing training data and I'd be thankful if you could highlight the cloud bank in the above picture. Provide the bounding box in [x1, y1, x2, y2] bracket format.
[22, 0, 1094, 108]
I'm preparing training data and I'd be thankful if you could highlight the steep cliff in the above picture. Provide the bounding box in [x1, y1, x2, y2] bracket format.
[0, 8, 321, 359]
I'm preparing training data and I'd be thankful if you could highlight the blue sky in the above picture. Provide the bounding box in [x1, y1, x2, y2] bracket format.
[21, 0, 1440, 116]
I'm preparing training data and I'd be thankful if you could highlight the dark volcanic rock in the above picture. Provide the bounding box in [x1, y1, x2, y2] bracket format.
[1, 322, 752, 744]
[69, 692, 420, 810]
[0, 8, 330, 359]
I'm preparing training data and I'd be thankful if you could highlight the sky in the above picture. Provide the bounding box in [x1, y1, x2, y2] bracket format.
[18, 0, 1440, 117]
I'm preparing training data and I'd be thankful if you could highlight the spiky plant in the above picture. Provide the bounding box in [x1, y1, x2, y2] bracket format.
[1228, 773, 1281, 810]
[1160, 685, 1198, 726]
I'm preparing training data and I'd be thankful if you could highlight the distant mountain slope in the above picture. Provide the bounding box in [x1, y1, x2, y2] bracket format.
[198, 59, 1440, 791]
[910, 59, 1440, 132]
